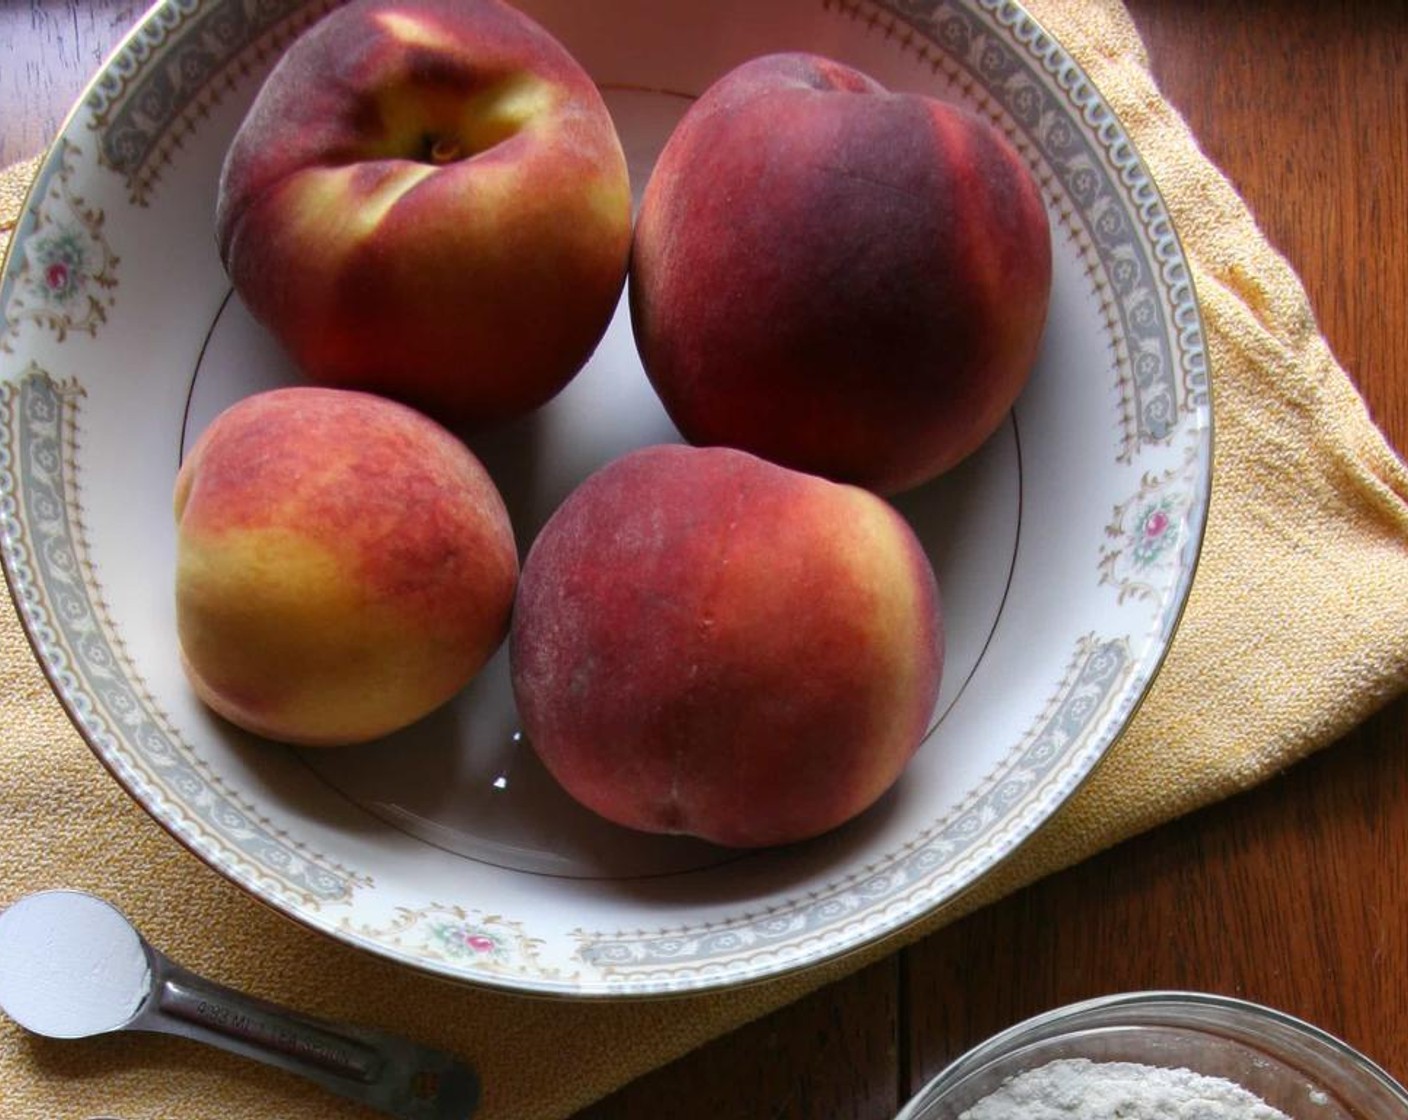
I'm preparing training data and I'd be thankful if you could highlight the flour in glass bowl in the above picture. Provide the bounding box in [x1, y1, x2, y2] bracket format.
[958, 1058, 1295, 1120]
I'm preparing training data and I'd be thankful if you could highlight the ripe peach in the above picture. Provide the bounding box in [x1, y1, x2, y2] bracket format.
[509, 444, 943, 848]
[174, 387, 518, 746]
[216, 0, 631, 430]
[630, 52, 1052, 494]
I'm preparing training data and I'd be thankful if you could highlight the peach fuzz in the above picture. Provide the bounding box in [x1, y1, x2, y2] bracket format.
[509, 444, 943, 848]
[216, 0, 631, 430]
[174, 387, 518, 746]
[630, 52, 1052, 494]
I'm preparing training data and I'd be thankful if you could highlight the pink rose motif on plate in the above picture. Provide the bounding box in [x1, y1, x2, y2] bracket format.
[33, 230, 88, 306]
[431, 920, 507, 963]
[2, 139, 119, 353]
[1131, 499, 1179, 568]
[1099, 451, 1201, 605]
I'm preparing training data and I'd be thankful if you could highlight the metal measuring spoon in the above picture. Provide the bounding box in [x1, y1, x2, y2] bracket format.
[0, 890, 478, 1119]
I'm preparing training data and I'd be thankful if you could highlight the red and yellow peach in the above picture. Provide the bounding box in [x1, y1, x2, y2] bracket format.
[509, 444, 943, 848]
[216, 0, 632, 430]
[174, 387, 519, 746]
[630, 52, 1052, 494]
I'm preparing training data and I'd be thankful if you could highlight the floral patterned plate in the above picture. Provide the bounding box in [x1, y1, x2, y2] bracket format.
[0, 0, 1210, 997]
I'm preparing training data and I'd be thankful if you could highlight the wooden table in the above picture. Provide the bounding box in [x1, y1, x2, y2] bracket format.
[4, 3, 1405, 1117]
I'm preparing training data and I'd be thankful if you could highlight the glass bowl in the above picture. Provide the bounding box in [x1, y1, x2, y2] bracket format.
[897, 991, 1408, 1120]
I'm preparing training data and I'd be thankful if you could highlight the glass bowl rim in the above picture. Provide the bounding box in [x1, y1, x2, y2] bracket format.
[897, 989, 1408, 1118]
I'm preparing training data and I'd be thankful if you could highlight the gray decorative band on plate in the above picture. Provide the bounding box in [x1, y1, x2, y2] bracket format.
[577, 635, 1130, 974]
[86, 0, 335, 202]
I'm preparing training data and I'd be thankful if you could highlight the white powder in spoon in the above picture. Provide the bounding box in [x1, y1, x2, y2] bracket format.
[959, 1058, 1295, 1120]
[0, 891, 153, 1039]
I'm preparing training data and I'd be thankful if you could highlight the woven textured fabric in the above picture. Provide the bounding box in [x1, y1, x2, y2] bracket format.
[1, 2, 1406, 1117]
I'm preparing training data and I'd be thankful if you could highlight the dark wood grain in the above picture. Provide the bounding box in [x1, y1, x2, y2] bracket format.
[1131, 0, 1408, 453]
[2, 3, 1404, 1118]
[0, 0, 140, 167]
[906, 698, 1408, 1086]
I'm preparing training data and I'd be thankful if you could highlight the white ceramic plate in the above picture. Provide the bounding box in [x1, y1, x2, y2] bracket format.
[0, 0, 1210, 997]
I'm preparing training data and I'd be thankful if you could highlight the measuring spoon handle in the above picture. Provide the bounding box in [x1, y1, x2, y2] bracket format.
[133, 953, 478, 1120]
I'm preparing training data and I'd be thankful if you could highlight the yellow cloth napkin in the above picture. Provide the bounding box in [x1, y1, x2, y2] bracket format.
[2, 1, 1407, 1117]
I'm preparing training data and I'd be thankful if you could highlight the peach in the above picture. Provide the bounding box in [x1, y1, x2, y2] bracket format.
[630, 52, 1052, 494]
[174, 387, 518, 746]
[216, 0, 631, 430]
[509, 444, 943, 848]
